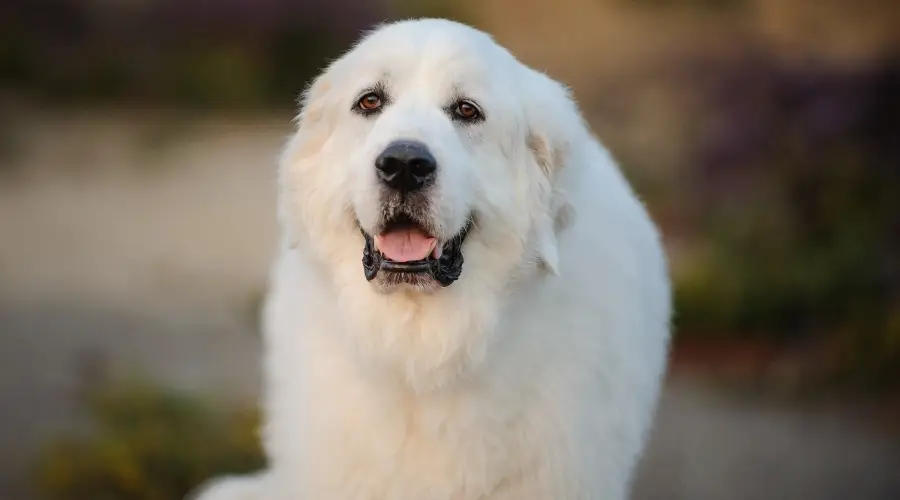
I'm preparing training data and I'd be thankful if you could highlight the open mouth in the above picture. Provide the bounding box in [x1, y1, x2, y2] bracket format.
[361, 213, 472, 287]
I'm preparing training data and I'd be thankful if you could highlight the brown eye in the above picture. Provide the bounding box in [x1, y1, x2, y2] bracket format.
[454, 100, 481, 121]
[358, 92, 382, 112]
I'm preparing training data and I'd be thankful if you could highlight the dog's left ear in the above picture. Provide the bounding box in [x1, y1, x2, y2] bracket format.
[522, 69, 583, 275]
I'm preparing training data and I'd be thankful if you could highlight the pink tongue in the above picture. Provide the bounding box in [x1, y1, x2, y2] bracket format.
[376, 228, 436, 262]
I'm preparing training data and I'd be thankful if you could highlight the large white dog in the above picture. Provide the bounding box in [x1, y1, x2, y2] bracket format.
[194, 18, 671, 500]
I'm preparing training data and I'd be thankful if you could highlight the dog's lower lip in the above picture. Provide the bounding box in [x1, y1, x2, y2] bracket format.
[380, 259, 433, 273]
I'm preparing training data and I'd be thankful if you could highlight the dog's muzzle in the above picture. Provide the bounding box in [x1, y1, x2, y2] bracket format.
[361, 216, 471, 287]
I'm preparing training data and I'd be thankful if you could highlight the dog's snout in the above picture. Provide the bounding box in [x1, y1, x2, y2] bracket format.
[375, 140, 437, 193]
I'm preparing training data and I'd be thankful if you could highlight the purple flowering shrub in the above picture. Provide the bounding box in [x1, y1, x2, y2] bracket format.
[674, 52, 900, 383]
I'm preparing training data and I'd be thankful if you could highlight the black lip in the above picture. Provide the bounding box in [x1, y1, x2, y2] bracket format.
[361, 217, 472, 287]
[380, 259, 433, 273]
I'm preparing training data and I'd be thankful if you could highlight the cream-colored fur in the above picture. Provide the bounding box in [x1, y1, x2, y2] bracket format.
[192, 18, 671, 500]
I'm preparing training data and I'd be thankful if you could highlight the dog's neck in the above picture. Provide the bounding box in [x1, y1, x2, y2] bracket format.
[330, 276, 503, 394]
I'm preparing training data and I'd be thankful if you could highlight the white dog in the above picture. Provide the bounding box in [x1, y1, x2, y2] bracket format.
[193, 18, 671, 500]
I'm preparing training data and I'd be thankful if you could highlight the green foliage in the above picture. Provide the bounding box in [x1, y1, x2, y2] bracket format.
[670, 55, 900, 385]
[35, 384, 263, 500]
[674, 147, 900, 382]
[0, 2, 364, 108]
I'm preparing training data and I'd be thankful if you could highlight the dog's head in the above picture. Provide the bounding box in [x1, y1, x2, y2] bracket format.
[281, 19, 585, 297]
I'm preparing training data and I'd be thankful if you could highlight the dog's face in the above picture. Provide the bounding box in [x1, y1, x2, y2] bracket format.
[281, 19, 578, 297]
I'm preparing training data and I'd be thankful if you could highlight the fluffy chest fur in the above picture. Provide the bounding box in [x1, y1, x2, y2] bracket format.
[258, 229, 658, 500]
[284, 367, 571, 500]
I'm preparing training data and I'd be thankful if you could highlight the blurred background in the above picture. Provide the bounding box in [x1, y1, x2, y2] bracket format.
[1, 0, 898, 499]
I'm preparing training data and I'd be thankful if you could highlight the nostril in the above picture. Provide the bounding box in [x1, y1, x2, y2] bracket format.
[376, 156, 403, 177]
[409, 157, 436, 178]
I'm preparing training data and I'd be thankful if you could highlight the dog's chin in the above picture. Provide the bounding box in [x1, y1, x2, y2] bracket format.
[360, 213, 472, 294]
[370, 270, 445, 294]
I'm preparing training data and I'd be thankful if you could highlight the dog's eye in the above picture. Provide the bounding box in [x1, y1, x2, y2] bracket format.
[357, 92, 383, 112]
[453, 100, 482, 121]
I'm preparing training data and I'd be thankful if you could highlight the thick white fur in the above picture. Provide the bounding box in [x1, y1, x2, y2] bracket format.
[192, 18, 671, 500]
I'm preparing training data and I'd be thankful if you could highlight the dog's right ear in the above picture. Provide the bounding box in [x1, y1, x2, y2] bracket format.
[278, 71, 336, 249]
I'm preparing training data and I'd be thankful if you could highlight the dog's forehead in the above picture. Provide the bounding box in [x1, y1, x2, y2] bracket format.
[347, 21, 509, 84]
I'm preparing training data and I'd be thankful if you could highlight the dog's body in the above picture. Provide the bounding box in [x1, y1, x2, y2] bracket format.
[194, 19, 671, 500]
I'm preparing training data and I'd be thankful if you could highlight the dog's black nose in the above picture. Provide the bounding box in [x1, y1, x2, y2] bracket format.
[375, 140, 437, 193]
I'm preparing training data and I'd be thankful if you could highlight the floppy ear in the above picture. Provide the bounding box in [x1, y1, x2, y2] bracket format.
[278, 72, 335, 249]
[522, 70, 583, 275]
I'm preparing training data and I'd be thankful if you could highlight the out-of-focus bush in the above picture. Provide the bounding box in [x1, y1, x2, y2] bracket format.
[0, 0, 474, 108]
[674, 53, 900, 385]
[35, 384, 263, 500]
[0, 0, 473, 108]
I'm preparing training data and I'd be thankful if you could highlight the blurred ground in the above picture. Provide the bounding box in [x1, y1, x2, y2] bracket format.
[1, 114, 898, 500]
